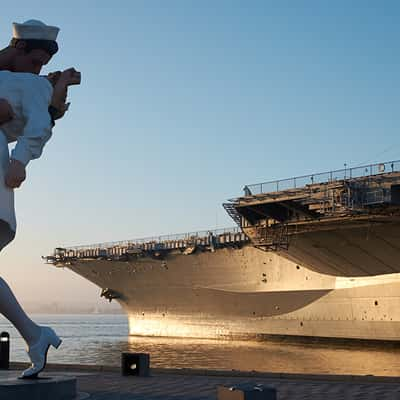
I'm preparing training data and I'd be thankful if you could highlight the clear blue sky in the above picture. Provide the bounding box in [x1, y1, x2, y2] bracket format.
[0, 1, 399, 307]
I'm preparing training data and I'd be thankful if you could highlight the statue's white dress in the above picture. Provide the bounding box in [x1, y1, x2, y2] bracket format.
[0, 71, 53, 249]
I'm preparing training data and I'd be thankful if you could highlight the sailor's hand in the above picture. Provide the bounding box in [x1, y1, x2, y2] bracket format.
[59, 68, 81, 86]
[5, 159, 26, 189]
[47, 71, 62, 87]
[50, 81, 68, 118]
[0, 99, 15, 125]
[50, 102, 70, 121]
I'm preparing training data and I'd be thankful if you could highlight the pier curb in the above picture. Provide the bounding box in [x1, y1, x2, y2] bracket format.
[9, 362, 400, 384]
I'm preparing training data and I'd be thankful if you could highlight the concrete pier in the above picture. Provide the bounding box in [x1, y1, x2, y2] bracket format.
[7, 363, 400, 400]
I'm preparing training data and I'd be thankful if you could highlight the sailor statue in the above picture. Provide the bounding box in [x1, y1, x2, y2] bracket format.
[0, 19, 80, 378]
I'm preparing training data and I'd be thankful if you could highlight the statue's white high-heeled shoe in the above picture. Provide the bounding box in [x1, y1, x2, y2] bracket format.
[19, 326, 62, 379]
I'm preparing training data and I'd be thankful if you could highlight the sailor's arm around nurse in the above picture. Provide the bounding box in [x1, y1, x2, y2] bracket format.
[0, 68, 81, 189]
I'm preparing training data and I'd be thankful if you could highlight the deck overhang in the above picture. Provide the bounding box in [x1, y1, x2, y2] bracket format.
[225, 160, 400, 276]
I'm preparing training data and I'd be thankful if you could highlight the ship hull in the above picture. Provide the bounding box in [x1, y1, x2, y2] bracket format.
[64, 245, 400, 341]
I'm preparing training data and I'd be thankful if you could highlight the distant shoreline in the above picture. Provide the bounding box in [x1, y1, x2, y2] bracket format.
[26, 311, 126, 315]
[0, 311, 125, 317]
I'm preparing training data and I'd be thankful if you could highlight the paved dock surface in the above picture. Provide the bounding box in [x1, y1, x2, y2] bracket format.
[8, 364, 400, 399]
[76, 372, 400, 400]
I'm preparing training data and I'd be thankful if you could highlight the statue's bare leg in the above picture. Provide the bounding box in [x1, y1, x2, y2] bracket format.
[0, 221, 61, 378]
[0, 277, 41, 345]
[0, 220, 41, 346]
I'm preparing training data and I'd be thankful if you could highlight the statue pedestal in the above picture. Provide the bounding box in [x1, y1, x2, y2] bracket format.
[0, 371, 80, 400]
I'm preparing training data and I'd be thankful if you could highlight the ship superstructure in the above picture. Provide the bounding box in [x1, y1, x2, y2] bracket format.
[224, 160, 400, 276]
[47, 160, 400, 341]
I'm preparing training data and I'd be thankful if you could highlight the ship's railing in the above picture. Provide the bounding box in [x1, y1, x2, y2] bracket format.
[244, 160, 400, 196]
[61, 226, 243, 252]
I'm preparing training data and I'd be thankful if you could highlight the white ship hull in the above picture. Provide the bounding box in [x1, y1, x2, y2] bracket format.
[62, 245, 400, 341]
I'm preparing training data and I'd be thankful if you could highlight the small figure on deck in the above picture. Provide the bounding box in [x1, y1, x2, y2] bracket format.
[0, 19, 80, 379]
[243, 185, 252, 196]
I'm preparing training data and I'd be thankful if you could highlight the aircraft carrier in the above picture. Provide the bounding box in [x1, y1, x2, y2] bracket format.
[47, 160, 400, 341]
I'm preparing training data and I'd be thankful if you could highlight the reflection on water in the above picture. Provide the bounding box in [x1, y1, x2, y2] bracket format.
[1, 314, 399, 376]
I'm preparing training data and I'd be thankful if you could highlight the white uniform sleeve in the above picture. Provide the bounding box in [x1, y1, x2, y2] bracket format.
[11, 77, 53, 166]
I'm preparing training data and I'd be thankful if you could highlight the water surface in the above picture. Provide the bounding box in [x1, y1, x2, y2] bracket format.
[1, 314, 399, 376]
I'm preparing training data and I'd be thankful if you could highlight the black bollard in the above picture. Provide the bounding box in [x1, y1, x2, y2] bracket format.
[0, 332, 10, 370]
[121, 353, 150, 377]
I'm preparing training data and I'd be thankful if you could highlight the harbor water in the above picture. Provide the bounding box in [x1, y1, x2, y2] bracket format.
[2, 314, 400, 376]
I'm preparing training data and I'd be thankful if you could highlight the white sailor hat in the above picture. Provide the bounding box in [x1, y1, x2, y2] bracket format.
[12, 19, 59, 41]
